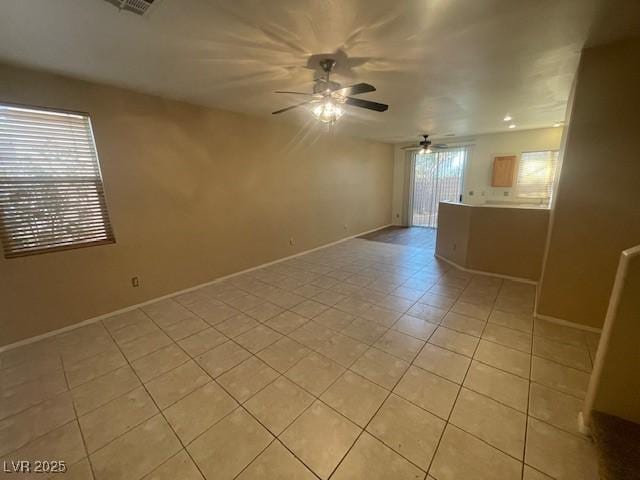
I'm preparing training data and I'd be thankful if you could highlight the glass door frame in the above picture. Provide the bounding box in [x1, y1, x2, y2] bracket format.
[407, 147, 468, 228]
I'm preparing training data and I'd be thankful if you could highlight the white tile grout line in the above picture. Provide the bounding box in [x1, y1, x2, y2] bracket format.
[59, 352, 99, 480]
[0, 224, 393, 354]
[522, 304, 537, 480]
[1, 241, 595, 479]
[2, 263, 588, 406]
[422, 277, 502, 478]
[171, 287, 375, 479]
[14, 342, 561, 474]
[99, 310, 212, 480]
[1, 276, 587, 411]
[76, 255, 412, 477]
[6, 305, 587, 437]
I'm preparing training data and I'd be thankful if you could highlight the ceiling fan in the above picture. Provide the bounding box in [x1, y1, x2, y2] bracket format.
[272, 58, 388, 124]
[403, 135, 450, 154]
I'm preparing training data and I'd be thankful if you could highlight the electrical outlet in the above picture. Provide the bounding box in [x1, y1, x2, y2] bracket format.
[289, 237, 295, 246]
[131, 276, 140, 288]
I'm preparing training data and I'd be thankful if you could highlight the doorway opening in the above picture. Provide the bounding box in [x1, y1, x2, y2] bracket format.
[411, 147, 468, 228]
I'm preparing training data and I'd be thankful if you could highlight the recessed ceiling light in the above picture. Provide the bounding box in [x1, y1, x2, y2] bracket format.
[553, 122, 563, 127]
[508, 124, 516, 129]
[503, 115, 513, 122]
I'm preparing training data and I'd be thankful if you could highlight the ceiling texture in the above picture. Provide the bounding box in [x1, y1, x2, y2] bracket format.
[0, 0, 636, 143]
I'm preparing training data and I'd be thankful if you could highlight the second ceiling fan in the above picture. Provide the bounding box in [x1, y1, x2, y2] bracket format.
[402, 134, 449, 155]
[272, 58, 389, 124]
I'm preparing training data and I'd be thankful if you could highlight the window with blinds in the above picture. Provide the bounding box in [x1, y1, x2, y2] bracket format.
[0, 104, 114, 258]
[515, 150, 560, 199]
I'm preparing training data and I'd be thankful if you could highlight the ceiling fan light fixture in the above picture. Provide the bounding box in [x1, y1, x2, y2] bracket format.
[312, 99, 344, 124]
[419, 134, 432, 154]
[272, 57, 387, 120]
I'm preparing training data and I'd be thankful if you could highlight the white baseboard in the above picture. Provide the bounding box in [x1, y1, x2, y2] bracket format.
[534, 312, 602, 334]
[434, 254, 538, 285]
[0, 224, 392, 354]
[577, 412, 591, 436]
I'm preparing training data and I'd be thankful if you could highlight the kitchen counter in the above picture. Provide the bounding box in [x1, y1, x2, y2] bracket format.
[435, 202, 550, 281]
[441, 201, 550, 210]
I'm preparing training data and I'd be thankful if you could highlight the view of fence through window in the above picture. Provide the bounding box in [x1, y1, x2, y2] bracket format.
[411, 147, 468, 228]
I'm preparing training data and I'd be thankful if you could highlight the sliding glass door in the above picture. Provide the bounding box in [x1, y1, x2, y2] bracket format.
[411, 147, 468, 228]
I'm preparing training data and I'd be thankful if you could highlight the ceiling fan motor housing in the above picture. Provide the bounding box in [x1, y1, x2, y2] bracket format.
[313, 80, 341, 94]
[319, 58, 336, 73]
[315, 58, 340, 92]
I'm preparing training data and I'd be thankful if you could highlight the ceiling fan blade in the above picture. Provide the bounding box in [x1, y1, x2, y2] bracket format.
[272, 100, 315, 115]
[274, 91, 318, 96]
[333, 83, 376, 96]
[344, 97, 389, 112]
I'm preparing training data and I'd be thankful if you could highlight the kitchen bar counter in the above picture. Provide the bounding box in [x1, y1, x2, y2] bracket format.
[435, 201, 550, 281]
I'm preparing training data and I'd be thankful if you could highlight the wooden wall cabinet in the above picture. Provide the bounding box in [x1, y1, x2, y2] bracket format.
[492, 155, 516, 187]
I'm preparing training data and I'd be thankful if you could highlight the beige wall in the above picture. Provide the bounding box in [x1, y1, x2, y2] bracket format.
[466, 207, 549, 280]
[537, 39, 640, 329]
[0, 64, 394, 347]
[434, 202, 470, 266]
[392, 128, 563, 225]
[461, 128, 563, 206]
[436, 203, 549, 281]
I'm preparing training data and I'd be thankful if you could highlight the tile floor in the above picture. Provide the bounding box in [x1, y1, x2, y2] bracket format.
[0, 232, 601, 479]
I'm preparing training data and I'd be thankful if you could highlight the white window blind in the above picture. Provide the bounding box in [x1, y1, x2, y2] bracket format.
[0, 104, 114, 258]
[516, 150, 560, 199]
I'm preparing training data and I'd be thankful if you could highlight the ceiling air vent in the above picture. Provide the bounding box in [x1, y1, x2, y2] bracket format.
[104, 0, 156, 15]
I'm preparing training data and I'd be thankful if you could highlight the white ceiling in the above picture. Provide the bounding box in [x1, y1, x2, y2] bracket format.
[0, 0, 636, 143]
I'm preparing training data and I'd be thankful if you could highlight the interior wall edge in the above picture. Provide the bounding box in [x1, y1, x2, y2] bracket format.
[0, 223, 392, 353]
[535, 52, 580, 326]
[581, 245, 640, 426]
[534, 38, 640, 329]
